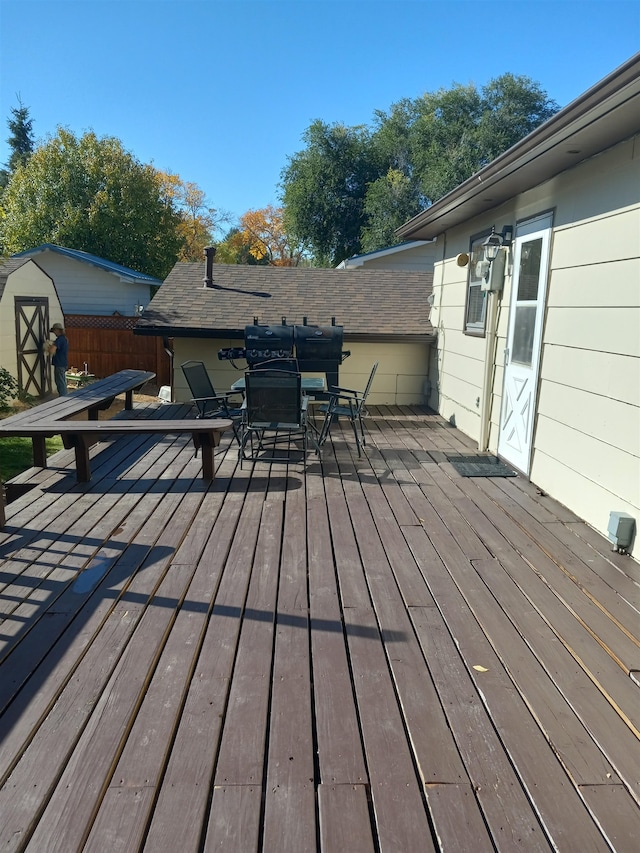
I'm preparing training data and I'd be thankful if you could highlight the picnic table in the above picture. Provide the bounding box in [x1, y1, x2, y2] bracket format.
[1, 370, 156, 468]
[0, 369, 232, 526]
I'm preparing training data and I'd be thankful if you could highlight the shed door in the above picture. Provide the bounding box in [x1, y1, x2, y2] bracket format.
[15, 297, 51, 398]
[497, 213, 552, 474]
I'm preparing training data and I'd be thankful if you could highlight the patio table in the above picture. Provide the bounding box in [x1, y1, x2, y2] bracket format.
[231, 376, 325, 394]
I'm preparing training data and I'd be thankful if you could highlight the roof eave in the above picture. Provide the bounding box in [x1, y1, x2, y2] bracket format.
[134, 325, 436, 343]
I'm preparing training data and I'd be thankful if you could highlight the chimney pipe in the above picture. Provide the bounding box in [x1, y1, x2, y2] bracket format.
[203, 246, 216, 288]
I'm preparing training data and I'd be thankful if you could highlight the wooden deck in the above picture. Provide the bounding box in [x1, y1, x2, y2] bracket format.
[0, 403, 638, 852]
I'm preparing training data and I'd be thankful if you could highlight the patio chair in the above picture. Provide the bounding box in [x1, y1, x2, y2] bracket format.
[317, 362, 378, 457]
[181, 360, 242, 445]
[239, 368, 320, 467]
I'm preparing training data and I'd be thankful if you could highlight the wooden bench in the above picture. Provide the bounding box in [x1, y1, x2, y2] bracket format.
[1, 369, 156, 468]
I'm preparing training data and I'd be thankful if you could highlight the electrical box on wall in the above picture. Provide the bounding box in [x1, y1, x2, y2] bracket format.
[607, 511, 635, 553]
[480, 248, 506, 292]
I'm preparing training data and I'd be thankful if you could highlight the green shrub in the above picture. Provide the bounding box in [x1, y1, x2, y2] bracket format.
[0, 367, 19, 410]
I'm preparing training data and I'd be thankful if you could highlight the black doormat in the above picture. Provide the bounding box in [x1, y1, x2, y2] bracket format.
[446, 455, 517, 478]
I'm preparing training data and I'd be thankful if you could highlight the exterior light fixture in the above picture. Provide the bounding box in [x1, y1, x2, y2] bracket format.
[482, 225, 513, 265]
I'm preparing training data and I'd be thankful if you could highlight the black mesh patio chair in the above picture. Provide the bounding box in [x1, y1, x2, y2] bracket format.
[181, 360, 242, 445]
[239, 369, 320, 467]
[317, 362, 378, 457]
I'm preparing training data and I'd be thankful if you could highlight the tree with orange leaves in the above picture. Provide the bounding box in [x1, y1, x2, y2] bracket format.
[237, 204, 308, 267]
[157, 172, 231, 262]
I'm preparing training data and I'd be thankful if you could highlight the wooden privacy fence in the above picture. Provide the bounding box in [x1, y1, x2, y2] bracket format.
[64, 315, 170, 386]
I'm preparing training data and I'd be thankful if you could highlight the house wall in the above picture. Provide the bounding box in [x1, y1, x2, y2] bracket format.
[170, 337, 431, 406]
[429, 134, 640, 550]
[345, 242, 437, 272]
[0, 262, 64, 382]
[22, 252, 152, 316]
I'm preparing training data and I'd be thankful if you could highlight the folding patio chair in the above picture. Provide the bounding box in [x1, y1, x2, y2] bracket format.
[239, 368, 320, 467]
[181, 360, 243, 445]
[317, 362, 378, 457]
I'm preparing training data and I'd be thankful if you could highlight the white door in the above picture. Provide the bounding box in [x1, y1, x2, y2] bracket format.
[497, 213, 553, 474]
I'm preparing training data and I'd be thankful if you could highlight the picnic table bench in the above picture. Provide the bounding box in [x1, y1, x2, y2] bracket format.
[0, 369, 232, 526]
[1, 369, 156, 467]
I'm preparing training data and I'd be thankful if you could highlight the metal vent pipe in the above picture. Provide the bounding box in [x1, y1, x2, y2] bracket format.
[203, 246, 216, 288]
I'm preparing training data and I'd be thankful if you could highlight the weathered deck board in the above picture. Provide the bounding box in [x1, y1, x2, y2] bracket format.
[0, 404, 638, 851]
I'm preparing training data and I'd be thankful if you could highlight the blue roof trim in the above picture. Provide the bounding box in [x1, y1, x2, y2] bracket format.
[12, 244, 162, 284]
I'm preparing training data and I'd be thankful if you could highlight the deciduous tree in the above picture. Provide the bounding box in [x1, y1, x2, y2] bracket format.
[159, 173, 231, 262]
[0, 128, 182, 278]
[215, 227, 270, 265]
[407, 75, 558, 202]
[360, 168, 422, 253]
[280, 121, 381, 267]
[280, 75, 558, 262]
[238, 204, 307, 266]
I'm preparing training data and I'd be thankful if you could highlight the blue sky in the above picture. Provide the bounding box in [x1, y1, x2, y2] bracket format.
[1, 0, 638, 234]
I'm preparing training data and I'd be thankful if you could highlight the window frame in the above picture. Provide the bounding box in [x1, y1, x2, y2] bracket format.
[463, 229, 493, 336]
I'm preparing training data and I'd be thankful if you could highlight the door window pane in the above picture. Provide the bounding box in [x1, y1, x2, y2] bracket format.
[518, 238, 542, 301]
[512, 305, 536, 365]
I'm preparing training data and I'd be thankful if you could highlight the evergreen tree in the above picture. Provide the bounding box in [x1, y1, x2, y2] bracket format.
[0, 98, 35, 189]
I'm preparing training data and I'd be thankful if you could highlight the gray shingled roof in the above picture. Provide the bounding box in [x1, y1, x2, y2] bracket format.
[0, 257, 37, 301]
[135, 263, 434, 340]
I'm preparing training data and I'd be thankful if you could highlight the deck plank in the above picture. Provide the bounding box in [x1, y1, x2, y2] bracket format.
[261, 486, 316, 853]
[308, 495, 368, 786]
[318, 783, 375, 853]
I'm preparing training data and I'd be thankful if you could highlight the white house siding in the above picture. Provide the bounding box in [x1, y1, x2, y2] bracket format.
[0, 261, 63, 389]
[171, 338, 430, 407]
[426, 240, 499, 437]
[429, 134, 640, 549]
[344, 243, 437, 272]
[22, 252, 152, 316]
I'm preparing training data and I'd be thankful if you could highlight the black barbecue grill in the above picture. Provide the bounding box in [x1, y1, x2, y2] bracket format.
[243, 324, 294, 367]
[218, 319, 350, 392]
[294, 324, 350, 389]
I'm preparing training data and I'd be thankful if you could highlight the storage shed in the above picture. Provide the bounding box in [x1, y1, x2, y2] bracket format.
[0, 257, 64, 399]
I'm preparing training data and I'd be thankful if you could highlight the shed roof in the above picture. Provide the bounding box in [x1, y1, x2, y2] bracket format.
[12, 244, 162, 285]
[397, 52, 640, 241]
[0, 257, 52, 301]
[135, 263, 434, 341]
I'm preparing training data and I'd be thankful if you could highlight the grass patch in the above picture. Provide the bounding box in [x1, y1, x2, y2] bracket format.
[1, 403, 64, 482]
[0, 434, 64, 482]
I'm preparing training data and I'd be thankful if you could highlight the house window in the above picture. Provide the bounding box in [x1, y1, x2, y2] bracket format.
[464, 232, 491, 334]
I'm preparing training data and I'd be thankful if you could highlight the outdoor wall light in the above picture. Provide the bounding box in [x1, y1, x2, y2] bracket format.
[482, 225, 513, 264]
